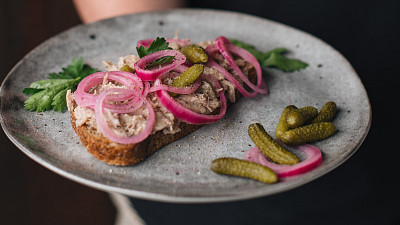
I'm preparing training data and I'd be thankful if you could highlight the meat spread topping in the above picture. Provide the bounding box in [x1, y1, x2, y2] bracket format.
[67, 41, 252, 137]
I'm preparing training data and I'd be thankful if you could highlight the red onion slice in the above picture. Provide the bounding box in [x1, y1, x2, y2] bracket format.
[215, 36, 268, 94]
[74, 71, 143, 109]
[94, 88, 155, 144]
[134, 50, 186, 81]
[149, 71, 202, 95]
[206, 59, 259, 98]
[136, 39, 154, 48]
[172, 64, 189, 73]
[156, 74, 227, 125]
[244, 144, 322, 178]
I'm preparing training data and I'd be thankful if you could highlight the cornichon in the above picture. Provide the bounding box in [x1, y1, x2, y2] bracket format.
[280, 122, 337, 146]
[172, 63, 204, 87]
[275, 105, 297, 140]
[311, 101, 337, 123]
[249, 123, 299, 165]
[180, 44, 208, 64]
[119, 65, 135, 73]
[286, 106, 318, 129]
[210, 157, 278, 184]
[170, 64, 204, 96]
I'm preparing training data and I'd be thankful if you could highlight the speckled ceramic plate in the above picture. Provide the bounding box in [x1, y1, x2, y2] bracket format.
[0, 9, 371, 203]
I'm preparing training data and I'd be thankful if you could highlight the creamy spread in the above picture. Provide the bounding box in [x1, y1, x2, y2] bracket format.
[67, 42, 251, 138]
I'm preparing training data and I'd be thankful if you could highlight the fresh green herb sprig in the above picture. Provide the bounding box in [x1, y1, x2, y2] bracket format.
[23, 57, 97, 112]
[137, 37, 175, 69]
[136, 37, 172, 58]
[229, 39, 308, 72]
[145, 55, 175, 69]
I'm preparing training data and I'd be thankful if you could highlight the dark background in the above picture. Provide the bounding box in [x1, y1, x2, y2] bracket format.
[1, 0, 399, 224]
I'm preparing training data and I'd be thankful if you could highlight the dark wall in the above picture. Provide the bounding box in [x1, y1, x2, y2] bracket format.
[0, 1, 116, 225]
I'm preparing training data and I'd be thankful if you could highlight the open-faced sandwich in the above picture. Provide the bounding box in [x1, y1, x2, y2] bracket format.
[23, 34, 334, 183]
[66, 36, 268, 165]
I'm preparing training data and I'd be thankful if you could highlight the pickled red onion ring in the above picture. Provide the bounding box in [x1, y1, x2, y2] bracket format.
[142, 80, 150, 97]
[172, 64, 189, 73]
[134, 50, 186, 81]
[74, 71, 143, 109]
[226, 43, 268, 94]
[136, 39, 154, 48]
[244, 144, 322, 178]
[94, 88, 155, 144]
[105, 95, 144, 114]
[214, 36, 268, 95]
[206, 59, 259, 98]
[106, 76, 149, 114]
[156, 74, 227, 124]
[149, 71, 202, 94]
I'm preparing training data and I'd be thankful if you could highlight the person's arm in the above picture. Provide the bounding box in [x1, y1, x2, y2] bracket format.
[73, 0, 186, 24]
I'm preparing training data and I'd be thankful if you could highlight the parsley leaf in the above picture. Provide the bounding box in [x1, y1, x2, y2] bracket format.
[145, 55, 175, 69]
[48, 57, 97, 79]
[262, 48, 287, 60]
[23, 58, 98, 112]
[24, 78, 79, 112]
[136, 37, 172, 58]
[229, 39, 308, 72]
[22, 88, 43, 95]
[263, 52, 308, 72]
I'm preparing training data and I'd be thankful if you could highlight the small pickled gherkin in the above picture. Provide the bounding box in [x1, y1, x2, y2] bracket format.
[286, 106, 318, 129]
[311, 101, 337, 123]
[275, 105, 297, 140]
[280, 122, 337, 146]
[172, 64, 204, 88]
[210, 157, 278, 184]
[249, 123, 299, 165]
[119, 65, 135, 73]
[180, 44, 208, 64]
[170, 64, 204, 96]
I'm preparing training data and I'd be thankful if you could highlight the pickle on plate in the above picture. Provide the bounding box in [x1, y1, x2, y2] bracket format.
[210, 157, 278, 184]
[249, 123, 299, 165]
[286, 106, 318, 129]
[280, 122, 337, 146]
[275, 105, 297, 140]
[180, 44, 208, 64]
[311, 101, 337, 123]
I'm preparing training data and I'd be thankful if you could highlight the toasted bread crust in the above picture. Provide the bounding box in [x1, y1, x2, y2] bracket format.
[70, 106, 201, 165]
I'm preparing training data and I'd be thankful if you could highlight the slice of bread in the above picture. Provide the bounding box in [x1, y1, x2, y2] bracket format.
[69, 60, 256, 166]
[70, 103, 201, 165]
